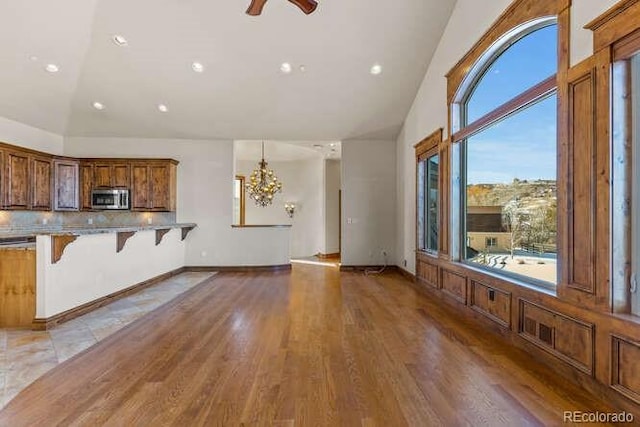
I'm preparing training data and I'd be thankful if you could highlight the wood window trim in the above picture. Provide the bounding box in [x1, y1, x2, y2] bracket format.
[585, 0, 640, 53]
[235, 175, 246, 226]
[446, 0, 570, 106]
[415, 129, 443, 256]
[443, 0, 567, 288]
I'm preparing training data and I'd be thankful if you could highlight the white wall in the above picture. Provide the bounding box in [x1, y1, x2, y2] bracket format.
[64, 137, 290, 266]
[324, 159, 341, 255]
[36, 229, 185, 317]
[0, 116, 64, 155]
[341, 140, 396, 266]
[396, 0, 624, 275]
[237, 158, 324, 258]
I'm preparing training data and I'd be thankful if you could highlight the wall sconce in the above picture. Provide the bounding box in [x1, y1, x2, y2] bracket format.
[285, 202, 296, 218]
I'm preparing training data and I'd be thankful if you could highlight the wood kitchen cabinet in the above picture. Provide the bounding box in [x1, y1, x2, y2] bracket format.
[131, 161, 177, 212]
[0, 142, 178, 212]
[31, 155, 53, 210]
[93, 162, 130, 188]
[54, 160, 79, 211]
[0, 247, 36, 327]
[79, 162, 94, 211]
[3, 150, 30, 209]
[1, 150, 52, 211]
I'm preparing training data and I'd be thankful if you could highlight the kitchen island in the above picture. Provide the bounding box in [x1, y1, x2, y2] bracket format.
[0, 223, 196, 329]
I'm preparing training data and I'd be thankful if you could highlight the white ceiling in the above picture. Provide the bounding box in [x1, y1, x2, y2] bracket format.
[0, 0, 456, 141]
[235, 140, 340, 162]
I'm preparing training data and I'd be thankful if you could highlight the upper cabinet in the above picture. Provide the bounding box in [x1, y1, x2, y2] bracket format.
[3, 150, 30, 209]
[0, 143, 178, 212]
[1, 149, 52, 211]
[131, 161, 177, 212]
[93, 162, 130, 188]
[54, 160, 79, 211]
[31, 155, 52, 210]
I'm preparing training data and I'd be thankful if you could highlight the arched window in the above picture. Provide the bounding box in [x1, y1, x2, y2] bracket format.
[453, 19, 558, 287]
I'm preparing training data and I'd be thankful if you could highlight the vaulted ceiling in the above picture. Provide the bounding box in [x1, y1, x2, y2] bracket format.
[0, 0, 456, 141]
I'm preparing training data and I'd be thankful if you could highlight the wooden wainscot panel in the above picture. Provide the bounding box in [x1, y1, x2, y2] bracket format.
[566, 61, 597, 295]
[469, 280, 511, 328]
[560, 49, 611, 310]
[611, 334, 640, 404]
[416, 255, 439, 289]
[519, 299, 594, 375]
[440, 268, 467, 304]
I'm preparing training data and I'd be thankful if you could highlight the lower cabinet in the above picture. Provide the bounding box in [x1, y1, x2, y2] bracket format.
[0, 248, 36, 327]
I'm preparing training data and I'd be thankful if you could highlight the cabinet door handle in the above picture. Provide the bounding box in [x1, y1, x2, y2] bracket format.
[488, 289, 496, 302]
[631, 273, 638, 294]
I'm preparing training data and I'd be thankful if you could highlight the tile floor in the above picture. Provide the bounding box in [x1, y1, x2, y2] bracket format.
[0, 271, 215, 409]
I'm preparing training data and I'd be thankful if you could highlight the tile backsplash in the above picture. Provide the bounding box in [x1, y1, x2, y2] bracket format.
[0, 211, 176, 230]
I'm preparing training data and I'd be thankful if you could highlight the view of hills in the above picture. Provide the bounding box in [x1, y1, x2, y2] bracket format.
[467, 179, 556, 209]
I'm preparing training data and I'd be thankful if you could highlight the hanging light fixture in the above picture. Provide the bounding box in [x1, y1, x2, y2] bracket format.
[245, 141, 283, 207]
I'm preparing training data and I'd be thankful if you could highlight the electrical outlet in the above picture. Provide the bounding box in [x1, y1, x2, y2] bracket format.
[42, 218, 48, 225]
[87, 218, 93, 225]
[201, 251, 207, 258]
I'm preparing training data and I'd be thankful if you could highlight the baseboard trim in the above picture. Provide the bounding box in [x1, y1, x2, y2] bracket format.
[317, 252, 340, 259]
[340, 265, 388, 272]
[32, 267, 187, 331]
[185, 264, 292, 273]
[396, 265, 416, 282]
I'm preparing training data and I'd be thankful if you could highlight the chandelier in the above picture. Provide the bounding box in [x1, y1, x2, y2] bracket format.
[245, 142, 282, 207]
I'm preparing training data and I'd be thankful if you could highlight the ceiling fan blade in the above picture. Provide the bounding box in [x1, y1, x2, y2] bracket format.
[246, 0, 268, 15]
[287, 0, 318, 14]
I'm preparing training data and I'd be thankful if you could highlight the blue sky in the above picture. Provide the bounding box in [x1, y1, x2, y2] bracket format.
[465, 24, 557, 185]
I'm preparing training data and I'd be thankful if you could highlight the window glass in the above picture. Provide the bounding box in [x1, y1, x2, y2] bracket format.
[466, 24, 557, 124]
[464, 94, 557, 286]
[426, 155, 439, 251]
[417, 154, 439, 253]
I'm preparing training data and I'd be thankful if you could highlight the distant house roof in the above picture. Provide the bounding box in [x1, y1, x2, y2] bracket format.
[467, 206, 505, 232]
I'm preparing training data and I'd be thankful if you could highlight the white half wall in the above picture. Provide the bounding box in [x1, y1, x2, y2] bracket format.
[237, 158, 323, 258]
[35, 229, 185, 318]
[64, 137, 290, 266]
[0, 116, 64, 154]
[341, 140, 396, 266]
[396, 0, 624, 275]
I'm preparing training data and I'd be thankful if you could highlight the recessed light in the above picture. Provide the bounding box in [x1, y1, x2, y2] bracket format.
[313, 144, 323, 150]
[92, 102, 105, 110]
[29, 55, 38, 62]
[370, 64, 382, 75]
[158, 104, 168, 113]
[192, 62, 205, 73]
[330, 143, 336, 147]
[280, 62, 292, 74]
[112, 35, 128, 46]
[299, 65, 306, 72]
[45, 64, 59, 73]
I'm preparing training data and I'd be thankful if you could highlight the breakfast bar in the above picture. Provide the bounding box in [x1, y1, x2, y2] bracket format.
[0, 223, 196, 329]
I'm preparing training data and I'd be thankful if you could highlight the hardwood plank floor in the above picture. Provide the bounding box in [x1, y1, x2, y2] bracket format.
[0, 265, 626, 426]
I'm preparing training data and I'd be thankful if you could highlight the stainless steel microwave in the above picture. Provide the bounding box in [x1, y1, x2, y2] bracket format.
[91, 189, 130, 210]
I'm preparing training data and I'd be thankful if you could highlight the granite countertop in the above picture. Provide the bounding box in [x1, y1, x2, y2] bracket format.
[0, 242, 37, 250]
[0, 223, 197, 239]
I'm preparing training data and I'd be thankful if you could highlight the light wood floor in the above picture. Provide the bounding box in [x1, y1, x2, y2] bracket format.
[0, 265, 622, 426]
